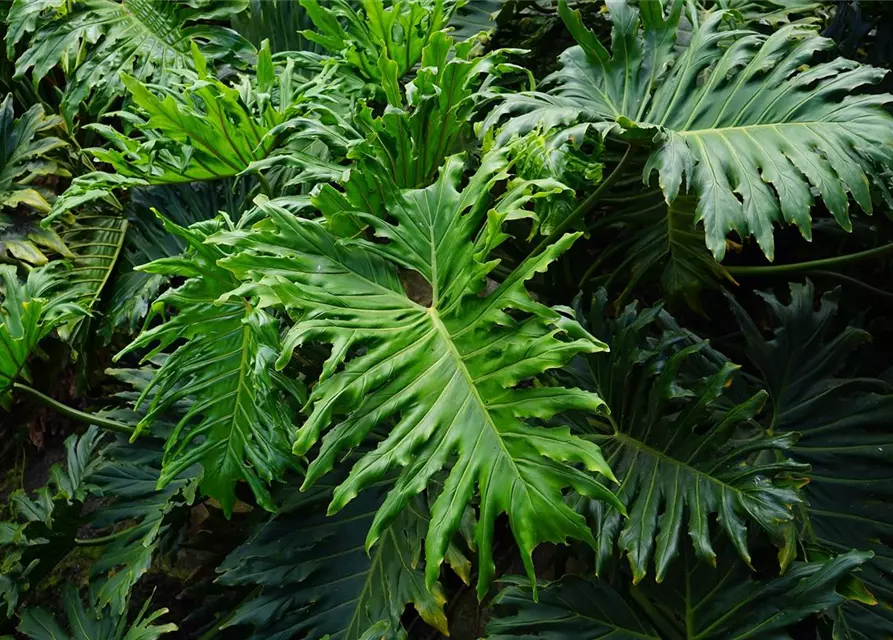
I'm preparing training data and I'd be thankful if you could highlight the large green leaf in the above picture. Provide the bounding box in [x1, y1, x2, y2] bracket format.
[561, 292, 806, 583]
[728, 281, 893, 639]
[487, 1, 893, 262]
[488, 545, 874, 639]
[217, 480, 466, 639]
[213, 149, 621, 597]
[7, 0, 250, 123]
[17, 584, 176, 640]
[116, 217, 296, 517]
[0, 263, 84, 408]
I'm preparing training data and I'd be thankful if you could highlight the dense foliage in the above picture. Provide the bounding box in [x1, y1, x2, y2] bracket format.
[0, 1, 892, 638]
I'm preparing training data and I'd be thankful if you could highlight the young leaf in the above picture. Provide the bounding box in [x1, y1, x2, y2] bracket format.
[0, 264, 85, 408]
[213, 150, 621, 597]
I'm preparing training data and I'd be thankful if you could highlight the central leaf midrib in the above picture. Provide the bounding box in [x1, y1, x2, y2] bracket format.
[427, 306, 520, 474]
[612, 433, 761, 503]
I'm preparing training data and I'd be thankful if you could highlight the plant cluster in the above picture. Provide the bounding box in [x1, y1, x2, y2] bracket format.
[0, 1, 891, 639]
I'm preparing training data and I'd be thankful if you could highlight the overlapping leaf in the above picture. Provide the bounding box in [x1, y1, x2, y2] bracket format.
[17, 584, 176, 640]
[729, 281, 893, 639]
[116, 217, 296, 517]
[561, 292, 805, 583]
[0, 263, 84, 408]
[301, 0, 447, 83]
[0, 426, 104, 618]
[213, 149, 621, 597]
[47, 43, 349, 222]
[218, 480, 469, 640]
[489, 545, 873, 640]
[0, 94, 70, 266]
[487, 0, 893, 262]
[7, 0, 250, 123]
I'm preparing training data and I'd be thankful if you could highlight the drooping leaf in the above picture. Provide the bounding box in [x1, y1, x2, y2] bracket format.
[218, 480, 463, 640]
[561, 291, 806, 583]
[116, 216, 296, 517]
[585, 190, 735, 310]
[17, 584, 176, 640]
[231, 0, 319, 54]
[80, 364, 201, 615]
[488, 1, 893, 263]
[728, 280, 893, 639]
[8, 0, 251, 123]
[489, 545, 874, 640]
[212, 149, 621, 598]
[0, 263, 85, 408]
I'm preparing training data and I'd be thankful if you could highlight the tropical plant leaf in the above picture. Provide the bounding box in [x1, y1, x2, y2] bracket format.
[213, 149, 621, 598]
[218, 479, 468, 639]
[314, 30, 515, 235]
[104, 182, 250, 336]
[487, 1, 893, 262]
[116, 216, 296, 517]
[47, 43, 348, 222]
[447, 0, 507, 40]
[728, 280, 893, 639]
[489, 545, 874, 640]
[0, 93, 71, 266]
[54, 210, 127, 344]
[0, 263, 84, 408]
[585, 188, 735, 310]
[703, 0, 822, 27]
[560, 291, 806, 583]
[488, 575, 660, 639]
[17, 584, 176, 640]
[231, 0, 319, 54]
[7, 0, 251, 123]
[0, 426, 104, 618]
[300, 0, 447, 84]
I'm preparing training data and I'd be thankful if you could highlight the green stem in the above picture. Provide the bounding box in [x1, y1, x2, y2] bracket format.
[804, 269, 893, 300]
[725, 242, 893, 276]
[13, 383, 136, 436]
